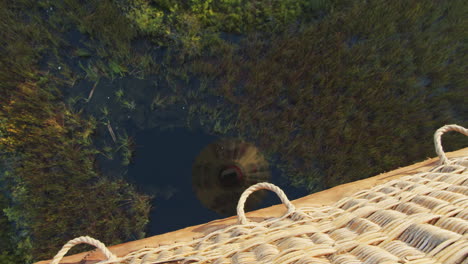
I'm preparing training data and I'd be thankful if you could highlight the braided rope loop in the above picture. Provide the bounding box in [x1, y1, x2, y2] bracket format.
[237, 182, 295, 224]
[51, 236, 116, 264]
[434, 124, 468, 165]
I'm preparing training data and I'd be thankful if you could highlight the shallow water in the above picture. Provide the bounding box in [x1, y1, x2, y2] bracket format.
[126, 127, 308, 235]
[65, 76, 311, 235]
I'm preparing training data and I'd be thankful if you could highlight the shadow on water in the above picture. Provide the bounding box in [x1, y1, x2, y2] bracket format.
[126, 127, 308, 236]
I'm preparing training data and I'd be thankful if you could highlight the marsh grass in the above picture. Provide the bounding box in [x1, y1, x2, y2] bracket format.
[1, 79, 151, 261]
[192, 0, 468, 189]
[116, 132, 136, 166]
[0, 0, 152, 261]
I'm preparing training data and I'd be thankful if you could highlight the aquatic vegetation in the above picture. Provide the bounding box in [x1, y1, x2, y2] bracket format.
[100, 145, 115, 160]
[122, 99, 137, 111]
[128, 52, 154, 77]
[120, 0, 327, 37]
[101, 106, 110, 118]
[0, 1, 151, 261]
[0, 181, 27, 264]
[1, 79, 151, 261]
[150, 93, 167, 110]
[116, 132, 136, 166]
[196, 0, 468, 190]
[115, 88, 125, 100]
[108, 60, 128, 80]
[66, 95, 87, 108]
[75, 48, 93, 58]
[78, 61, 100, 81]
[127, 0, 167, 37]
[59, 0, 136, 59]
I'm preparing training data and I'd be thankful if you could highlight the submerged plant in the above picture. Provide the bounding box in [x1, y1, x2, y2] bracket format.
[100, 106, 109, 118]
[75, 48, 92, 58]
[78, 61, 100, 81]
[116, 132, 136, 166]
[150, 93, 166, 110]
[122, 100, 136, 111]
[115, 88, 124, 100]
[100, 145, 114, 160]
[108, 60, 127, 80]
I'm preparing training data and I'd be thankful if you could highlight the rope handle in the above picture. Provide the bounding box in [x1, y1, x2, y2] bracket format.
[51, 236, 116, 264]
[434, 124, 468, 165]
[237, 182, 295, 225]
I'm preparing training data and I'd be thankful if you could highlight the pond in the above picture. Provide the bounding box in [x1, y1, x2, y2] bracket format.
[127, 127, 308, 235]
[67, 77, 308, 236]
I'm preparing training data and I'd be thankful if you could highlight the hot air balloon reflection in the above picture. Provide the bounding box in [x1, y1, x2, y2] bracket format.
[192, 139, 271, 216]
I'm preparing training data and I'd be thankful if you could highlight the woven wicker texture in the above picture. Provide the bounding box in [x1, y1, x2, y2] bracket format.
[51, 125, 468, 264]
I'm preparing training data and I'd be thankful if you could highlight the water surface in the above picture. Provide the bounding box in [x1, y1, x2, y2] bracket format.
[127, 127, 308, 235]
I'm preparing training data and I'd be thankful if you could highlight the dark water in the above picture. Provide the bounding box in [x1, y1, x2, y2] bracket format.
[127, 127, 308, 235]
[64, 77, 308, 236]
